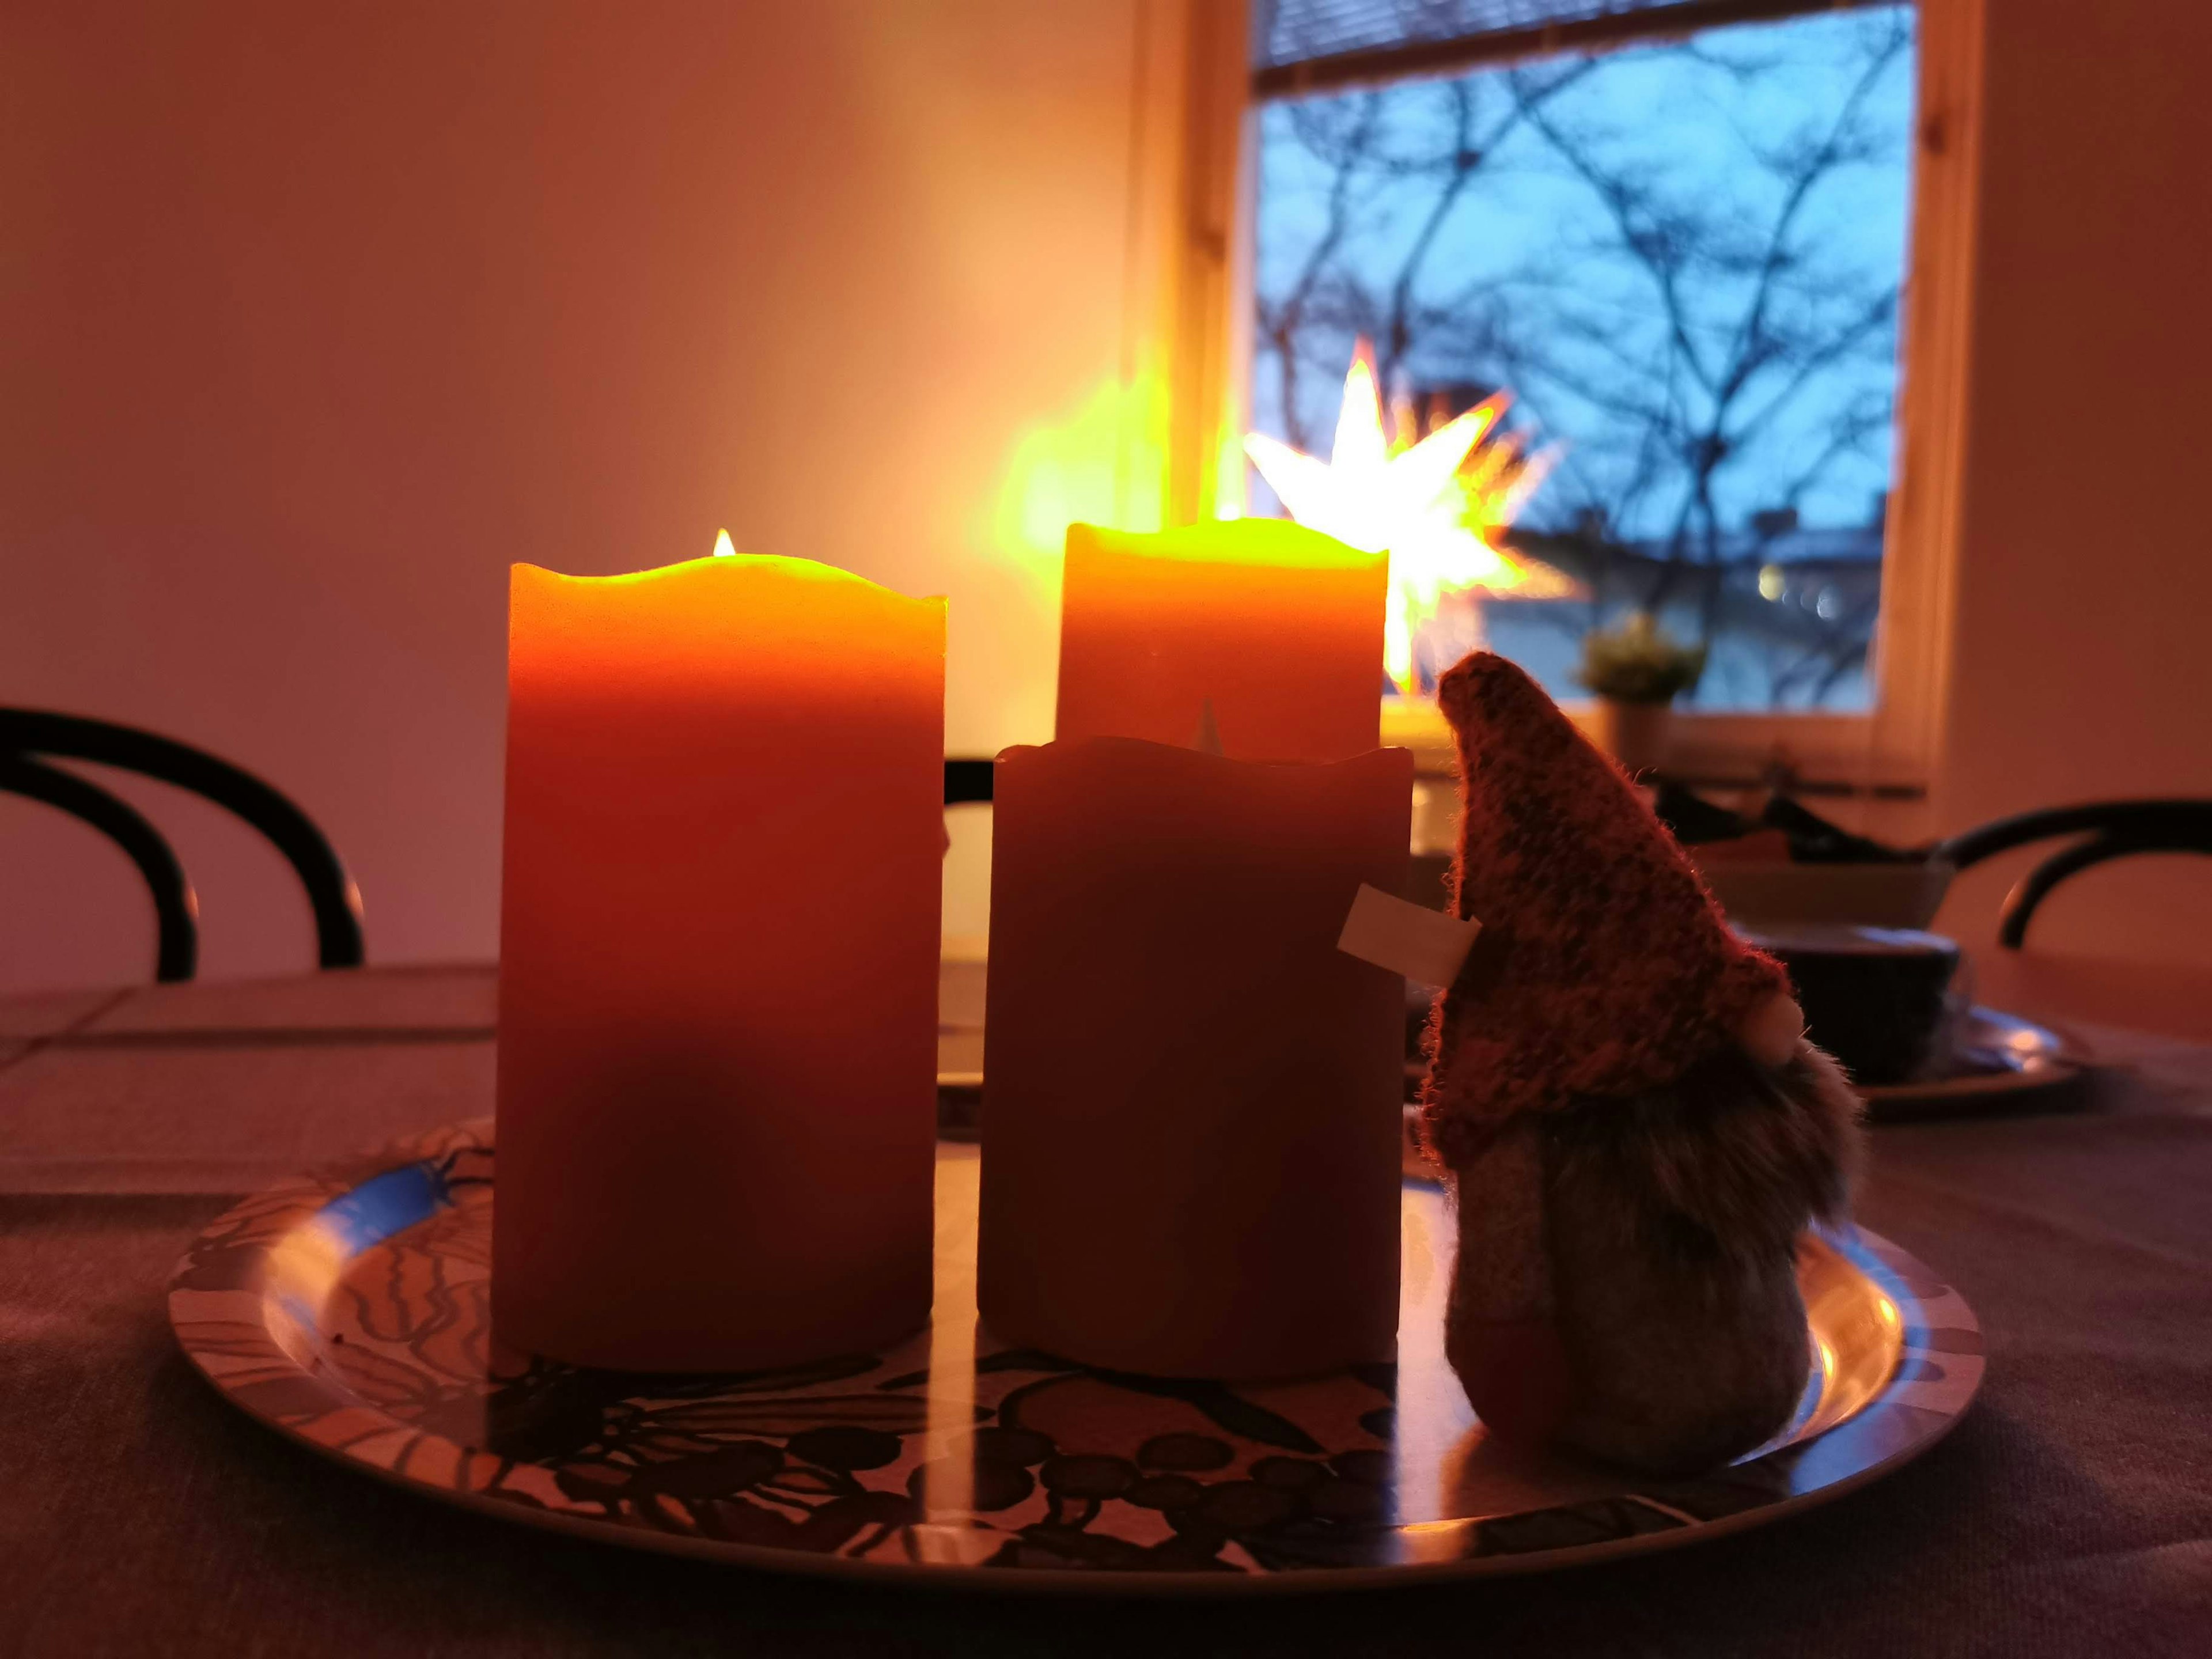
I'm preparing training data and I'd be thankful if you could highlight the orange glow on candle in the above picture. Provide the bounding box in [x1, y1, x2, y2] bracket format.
[1055, 520, 1388, 763]
[493, 553, 945, 1372]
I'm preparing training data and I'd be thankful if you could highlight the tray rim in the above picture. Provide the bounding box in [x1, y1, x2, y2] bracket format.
[169, 1120, 1982, 1597]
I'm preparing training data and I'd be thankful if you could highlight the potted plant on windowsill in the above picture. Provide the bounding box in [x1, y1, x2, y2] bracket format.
[1576, 612, 1706, 774]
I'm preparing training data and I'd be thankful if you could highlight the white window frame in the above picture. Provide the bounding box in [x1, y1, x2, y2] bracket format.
[1139, 0, 1987, 818]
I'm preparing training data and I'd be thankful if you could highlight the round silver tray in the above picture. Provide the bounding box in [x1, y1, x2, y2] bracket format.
[171, 1120, 1979, 1594]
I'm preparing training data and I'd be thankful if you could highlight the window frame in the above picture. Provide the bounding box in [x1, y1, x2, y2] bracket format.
[1153, 0, 1987, 813]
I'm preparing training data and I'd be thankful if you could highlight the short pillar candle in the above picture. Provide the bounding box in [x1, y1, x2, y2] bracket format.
[977, 736, 1413, 1378]
[1055, 520, 1388, 763]
[493, 554, 945, 1372]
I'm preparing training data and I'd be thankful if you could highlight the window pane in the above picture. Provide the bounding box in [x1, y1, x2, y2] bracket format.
[1251, 5, 1916, 710]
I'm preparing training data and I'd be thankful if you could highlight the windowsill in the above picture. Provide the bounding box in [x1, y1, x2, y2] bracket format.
[1379, 697, 1922, 797]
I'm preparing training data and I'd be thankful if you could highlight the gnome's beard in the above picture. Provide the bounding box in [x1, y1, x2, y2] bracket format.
[1445, 1040, 1863, 1476]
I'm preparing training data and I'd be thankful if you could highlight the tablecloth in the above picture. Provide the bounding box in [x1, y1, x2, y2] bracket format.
[2, 967, 2206, 1657]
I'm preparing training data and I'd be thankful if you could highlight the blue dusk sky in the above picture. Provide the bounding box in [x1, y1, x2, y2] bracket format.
[1252, 5, 1918, 550]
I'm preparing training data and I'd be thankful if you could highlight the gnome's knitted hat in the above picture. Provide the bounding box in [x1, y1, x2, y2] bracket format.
[1422, 653, 1789, 1167]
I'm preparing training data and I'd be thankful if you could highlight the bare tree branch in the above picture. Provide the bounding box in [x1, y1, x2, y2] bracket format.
[1253, 7, 1912, 706]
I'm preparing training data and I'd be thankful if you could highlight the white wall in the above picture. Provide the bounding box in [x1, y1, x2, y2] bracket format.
[1927, 0, 2212, 975]
[2, 0, 1158, 990]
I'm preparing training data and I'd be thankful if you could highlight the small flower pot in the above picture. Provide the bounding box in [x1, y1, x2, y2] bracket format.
[1592, 698, 1673, 775]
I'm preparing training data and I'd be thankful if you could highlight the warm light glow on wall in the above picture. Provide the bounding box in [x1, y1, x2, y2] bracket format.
[992, 376, 1168, 566]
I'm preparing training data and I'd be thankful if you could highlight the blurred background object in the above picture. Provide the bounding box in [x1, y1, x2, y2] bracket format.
[5, 0, 2212, 1041]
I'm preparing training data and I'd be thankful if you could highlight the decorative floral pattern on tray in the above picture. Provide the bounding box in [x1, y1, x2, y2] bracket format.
[169, 1121, 1982, 1590]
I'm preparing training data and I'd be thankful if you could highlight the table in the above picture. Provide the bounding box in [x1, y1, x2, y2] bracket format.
[3, 967, 2207, 1657]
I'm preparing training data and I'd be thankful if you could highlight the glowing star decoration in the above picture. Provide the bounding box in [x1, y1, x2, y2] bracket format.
[1245, 342, 1571, 695]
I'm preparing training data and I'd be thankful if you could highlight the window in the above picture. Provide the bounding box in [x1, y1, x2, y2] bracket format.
[1249, 0, 1919, 713]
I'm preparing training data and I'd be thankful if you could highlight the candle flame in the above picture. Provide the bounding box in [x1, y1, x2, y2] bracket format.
[1245, 340, 1573, 695]
[712, 529, 737, 558]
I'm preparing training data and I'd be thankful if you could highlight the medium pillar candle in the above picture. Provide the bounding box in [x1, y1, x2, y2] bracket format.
[1055, 520, 1388, 763]
[977, 737, 1413, 1378]
[493, 555, 944, 1371]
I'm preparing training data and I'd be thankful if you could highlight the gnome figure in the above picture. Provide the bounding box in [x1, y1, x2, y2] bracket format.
[1422, 654, 1862, 1475]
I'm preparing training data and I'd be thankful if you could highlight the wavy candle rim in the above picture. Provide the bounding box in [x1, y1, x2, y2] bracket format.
[509, 556, 946, 691]
[1066, 518, 1383, 572]
[512, 553, 945, 603]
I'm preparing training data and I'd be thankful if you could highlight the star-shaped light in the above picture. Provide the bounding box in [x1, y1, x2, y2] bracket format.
[1245, 341, 1569, 694]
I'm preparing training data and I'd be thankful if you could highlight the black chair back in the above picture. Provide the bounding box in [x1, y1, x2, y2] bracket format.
[0, 709, 363, 981]
[1933, 800, 2212, 948]
[943, 757, 994, 806]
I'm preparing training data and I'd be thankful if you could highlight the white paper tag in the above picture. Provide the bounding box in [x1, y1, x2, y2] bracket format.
[1336, 882, 1483, 986]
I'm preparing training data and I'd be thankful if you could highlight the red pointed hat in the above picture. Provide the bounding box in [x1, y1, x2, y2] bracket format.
[1422, 653, 1787, 1163]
